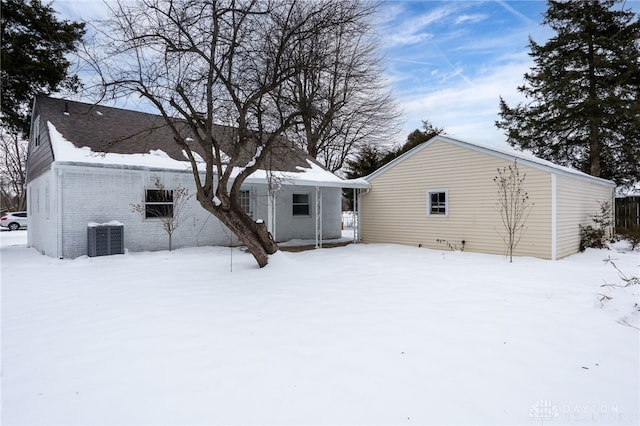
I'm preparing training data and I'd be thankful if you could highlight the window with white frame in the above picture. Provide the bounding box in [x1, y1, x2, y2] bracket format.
[427, 189, 448, 216]
[145, 189, 173, 218]
[292, 193, 310, 216]
[240, 189, 252, 217]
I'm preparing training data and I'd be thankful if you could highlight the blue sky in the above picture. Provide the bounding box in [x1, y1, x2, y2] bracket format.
[376, 0, 639, 148]
[53, 0, 639, 149]
[376, 1, 550, 147]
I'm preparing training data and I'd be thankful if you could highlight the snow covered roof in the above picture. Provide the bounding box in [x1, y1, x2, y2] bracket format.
[366, 135, 615, 187]
[616, 182, 640, 197]
[35, 96, 369, 189]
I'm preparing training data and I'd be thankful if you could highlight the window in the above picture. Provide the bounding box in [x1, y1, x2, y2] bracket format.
[427, 190, 448, 216]
[240, 189, 252, 217]
[292, 193, 310, 216]
[145, 189, 173, 218]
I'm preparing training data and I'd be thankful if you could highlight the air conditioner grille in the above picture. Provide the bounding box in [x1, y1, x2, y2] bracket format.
[88, 225, 124, 257]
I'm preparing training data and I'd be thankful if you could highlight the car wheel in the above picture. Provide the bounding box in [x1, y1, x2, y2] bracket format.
[8, 222, 20, 231]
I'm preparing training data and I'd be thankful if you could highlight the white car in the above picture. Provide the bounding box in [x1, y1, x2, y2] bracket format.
[1, 211, 27, 231]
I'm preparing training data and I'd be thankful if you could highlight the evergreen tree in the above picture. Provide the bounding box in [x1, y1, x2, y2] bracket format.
[381, 120, 444, 164]
[496, 0, 640, 187]
[1, 0, 85, 135]
[345, 120, 444, 181]
[345, 144, 386, 180]
[343, 143, 385, 210]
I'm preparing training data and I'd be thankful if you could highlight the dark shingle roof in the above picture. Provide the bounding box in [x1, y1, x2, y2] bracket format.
[36, 95, 315, 173]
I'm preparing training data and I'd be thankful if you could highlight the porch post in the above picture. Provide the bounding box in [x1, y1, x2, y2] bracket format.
[267, 190, 277, 241]
[315, 186, 322, 249]
[353, 188, 358, 243]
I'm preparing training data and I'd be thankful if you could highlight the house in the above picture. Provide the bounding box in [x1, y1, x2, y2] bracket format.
[26, 96, 368, 259]
[359, 135, 615, 260]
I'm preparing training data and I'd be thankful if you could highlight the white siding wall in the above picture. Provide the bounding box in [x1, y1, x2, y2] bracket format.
[27, 170, 58, 257]
[555, 173, 615, 259]
[362, 140, 554, 259]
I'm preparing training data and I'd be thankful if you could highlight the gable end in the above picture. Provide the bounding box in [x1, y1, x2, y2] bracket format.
[366, 135, 614, 188]
[26, 100, 55, 183]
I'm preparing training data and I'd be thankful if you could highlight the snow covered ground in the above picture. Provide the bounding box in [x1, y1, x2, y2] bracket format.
[1, 229, 638, 425]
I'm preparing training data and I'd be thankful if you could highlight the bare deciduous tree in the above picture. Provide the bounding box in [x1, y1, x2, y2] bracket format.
[494, 161, 533, 262]
[287, 1, 400, 172]
[85, 0, 368, 267]
[0, 130, 27, 212]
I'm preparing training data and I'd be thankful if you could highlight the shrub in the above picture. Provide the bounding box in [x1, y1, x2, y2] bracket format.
[618, 227, 640, 250]
[579, 201, 613, 252]
[579, 225, 606, 251]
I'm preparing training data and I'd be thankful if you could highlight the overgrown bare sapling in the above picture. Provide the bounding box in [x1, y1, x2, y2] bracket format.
[132, 177, 191, 252]
[84, 0, 376, 267]
[494, 161, 533, 262]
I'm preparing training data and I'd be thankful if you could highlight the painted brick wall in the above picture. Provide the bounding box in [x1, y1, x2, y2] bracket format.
[52, 164, 343, 258]
[57, 164, 234, 258]
[27, 170, 58, 257]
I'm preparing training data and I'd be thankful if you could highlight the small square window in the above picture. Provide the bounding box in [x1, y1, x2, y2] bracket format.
[427, 190, 447, 216]
[145, 189, 173, 218]
[292, 193, 310, 216]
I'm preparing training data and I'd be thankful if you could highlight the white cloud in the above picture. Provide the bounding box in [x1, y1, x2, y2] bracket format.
[494, 0, 537, 25]
[393, 59, 533, 148]
[381, 4, 461, 47]
[386, 31, 433, 47]
[376, 1, 554, 148]
[455, 13, 488, 25]
[53, 0, 112, 21]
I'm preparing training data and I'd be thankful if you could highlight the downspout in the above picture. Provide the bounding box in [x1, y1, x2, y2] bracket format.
[355, 187, 370, 243]
[551, 173, 557, 261]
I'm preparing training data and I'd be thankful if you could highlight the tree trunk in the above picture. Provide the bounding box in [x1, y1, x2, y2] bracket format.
[589, 122, 601, 177]
[206, 204, 279, 268]
[587, 23, 601, 177]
